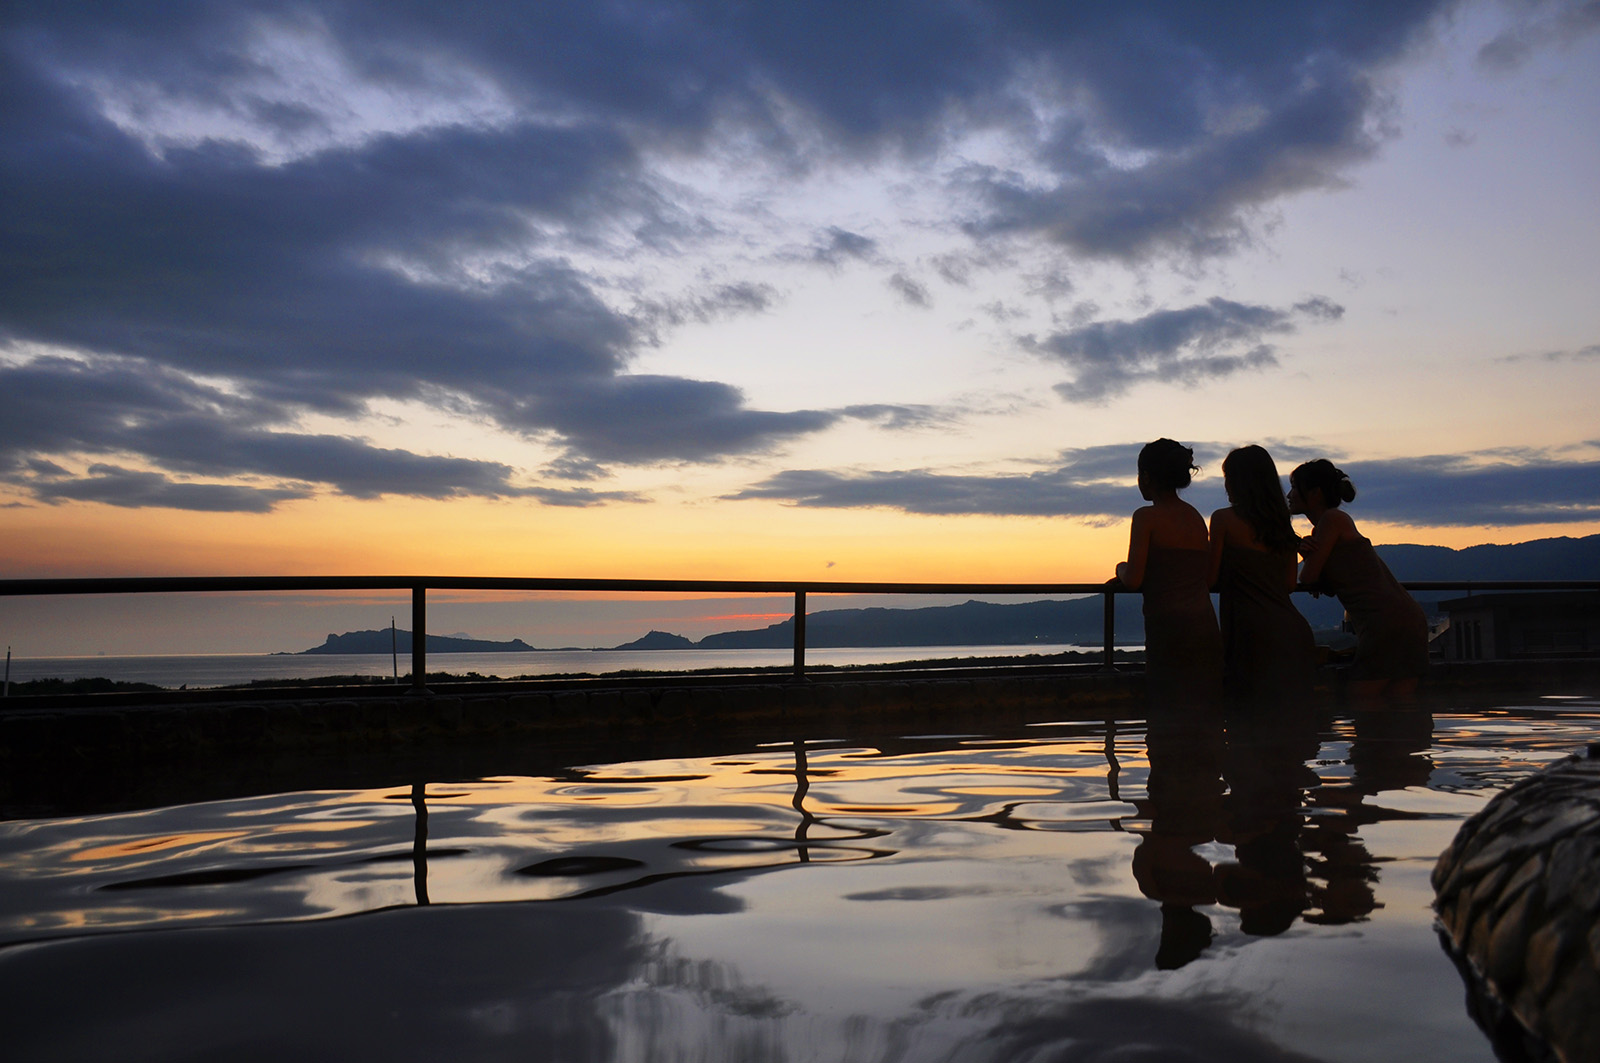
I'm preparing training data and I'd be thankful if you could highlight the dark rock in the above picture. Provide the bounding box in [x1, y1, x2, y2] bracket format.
[1435, 750, 1600, 1063]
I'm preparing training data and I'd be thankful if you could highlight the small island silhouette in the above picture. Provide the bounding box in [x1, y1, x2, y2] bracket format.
[291, 631, 544, 655]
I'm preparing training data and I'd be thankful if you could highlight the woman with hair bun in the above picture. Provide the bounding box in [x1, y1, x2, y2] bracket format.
[1208, 445, 1315, 702]
[1289, 459, 1428, 697]
[1115, 439, 1222, 697]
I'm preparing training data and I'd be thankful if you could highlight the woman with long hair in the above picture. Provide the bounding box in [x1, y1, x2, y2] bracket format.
[1289, 459, 1428, 698]
[1115, 439, 1222, 698]
[1207, 445, 1316, 702]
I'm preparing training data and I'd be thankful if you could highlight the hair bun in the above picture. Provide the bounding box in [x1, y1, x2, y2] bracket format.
[1290, 457, 1356, 509]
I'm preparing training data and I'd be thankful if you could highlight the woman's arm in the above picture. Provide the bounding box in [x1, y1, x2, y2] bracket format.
[1297, 510, 1352, 585]
[1207, 509, 1228, 589]
[1115, 507, 1152, 590]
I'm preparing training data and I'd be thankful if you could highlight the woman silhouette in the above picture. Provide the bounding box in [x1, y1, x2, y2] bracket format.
[1115, 439, 1222, 698]
[1208, 446, 1316, 702]
[1289, 459, 1428, 698]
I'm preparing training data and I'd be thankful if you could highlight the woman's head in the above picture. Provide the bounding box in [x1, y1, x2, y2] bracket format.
[1137, 438, 1198, 493]
[1288, 459, 1357, 512]
[1223, 445, 1296, 551]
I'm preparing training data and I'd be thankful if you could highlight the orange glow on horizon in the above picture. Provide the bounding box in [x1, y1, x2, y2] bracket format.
[5, 494, 1596, 588]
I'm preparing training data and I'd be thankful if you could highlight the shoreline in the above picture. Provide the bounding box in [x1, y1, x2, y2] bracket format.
[4, 647, 1146, 697]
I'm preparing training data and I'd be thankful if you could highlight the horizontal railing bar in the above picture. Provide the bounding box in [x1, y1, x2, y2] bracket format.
[1384, 581, 1600, 592]
[3, 576, 1597, 598]
[0, 577, 1108, 597]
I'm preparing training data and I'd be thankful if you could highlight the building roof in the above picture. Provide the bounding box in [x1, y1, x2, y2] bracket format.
[1439, 591, 1600, 613]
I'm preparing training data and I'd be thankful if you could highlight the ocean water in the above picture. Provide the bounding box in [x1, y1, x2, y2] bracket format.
[4, 693, 1595, 1061]
[2, 644, 1107, 689]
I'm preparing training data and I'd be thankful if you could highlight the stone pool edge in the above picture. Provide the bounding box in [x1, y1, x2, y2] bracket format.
[4, 657, 1596, 768]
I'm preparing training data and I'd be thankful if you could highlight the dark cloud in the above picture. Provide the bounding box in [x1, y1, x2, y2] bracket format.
[930, 254, 975, 287]
[725, 442, 1219, 518]
[886, 272, 932, 308]
[0, 353, 939, 509]
[1025, 297, 1343, 402]
[522, 484, 647, 508]
[1500, 343, 1600, 363]
[2, 59, 626, 401]
[730, 443, 1600, 528]
[810, 227, 879, 267]
[0, 356, 285, 468]
[1329, 451, 1600, 526]
[953, 4, 1447, 260]
[727, 466, 1131, 517]
[1054, 441, 1231, 482]
[0, 356, 642, 510]
[0, 34, 834, 495]
[0, 1, 1479, 509]
[981, 301, 1029, 323]
[492, 376, 839, 464]
[631, 282, 781, 341]
[1477, 1, 1600, 72]
[29, 465, 308, 514]
[839, 404, 955, 431]
[542, 456, 611, 482]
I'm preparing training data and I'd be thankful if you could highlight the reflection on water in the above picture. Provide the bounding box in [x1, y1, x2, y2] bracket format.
[1, 695, 1596, 1061]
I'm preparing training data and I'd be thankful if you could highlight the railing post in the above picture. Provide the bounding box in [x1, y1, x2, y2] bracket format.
[1103, 587, 1116, 669]
[411, 584, 427, 692]
[793, 590, 807, 680]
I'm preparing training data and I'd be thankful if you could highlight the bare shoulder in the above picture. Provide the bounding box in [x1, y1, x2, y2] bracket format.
[1209, 506, 1242, 534]
[1149, 498, 1208, 549]
[1324, 508, 1359, 539]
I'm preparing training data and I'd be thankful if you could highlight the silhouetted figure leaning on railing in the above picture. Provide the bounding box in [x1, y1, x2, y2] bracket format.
[1208, 445, 1316, 704]
[1114, 439, 1222, 702]
[1289, 459, 1429, 700]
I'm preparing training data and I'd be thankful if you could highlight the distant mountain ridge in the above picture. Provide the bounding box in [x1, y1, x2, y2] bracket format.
[1375, 535, 1600, 581]
[678, 534, 1600, 648]
[293, 534, 1600, 652]
[692, 597, 1140, 649]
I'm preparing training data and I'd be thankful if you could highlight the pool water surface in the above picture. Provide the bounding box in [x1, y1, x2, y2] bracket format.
[2, 695, 1596, 1062]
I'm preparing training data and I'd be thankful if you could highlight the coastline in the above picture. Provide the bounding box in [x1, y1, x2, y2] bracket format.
[3, 644, 1118, 691]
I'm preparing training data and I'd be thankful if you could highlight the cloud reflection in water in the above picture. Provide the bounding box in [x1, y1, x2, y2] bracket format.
[3, 704, 1587, 1061]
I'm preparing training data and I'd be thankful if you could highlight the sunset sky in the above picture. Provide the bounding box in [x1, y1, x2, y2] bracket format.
[3, 1, 1599, 654]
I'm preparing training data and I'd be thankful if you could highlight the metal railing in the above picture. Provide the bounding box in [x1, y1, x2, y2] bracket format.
[2, 575, 1597, 690]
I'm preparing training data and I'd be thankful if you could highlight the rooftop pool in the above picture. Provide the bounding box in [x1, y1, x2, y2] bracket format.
[2, 692, 1596, 1062]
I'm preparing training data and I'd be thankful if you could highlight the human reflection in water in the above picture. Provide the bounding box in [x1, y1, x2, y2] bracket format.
[1302, 708, 1435, 924]
[1217, 708, 1324, 935]
[1134, 703, 1360, 967]
[1131, 706, 1226, 968]
[791, 739, 816, 863]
